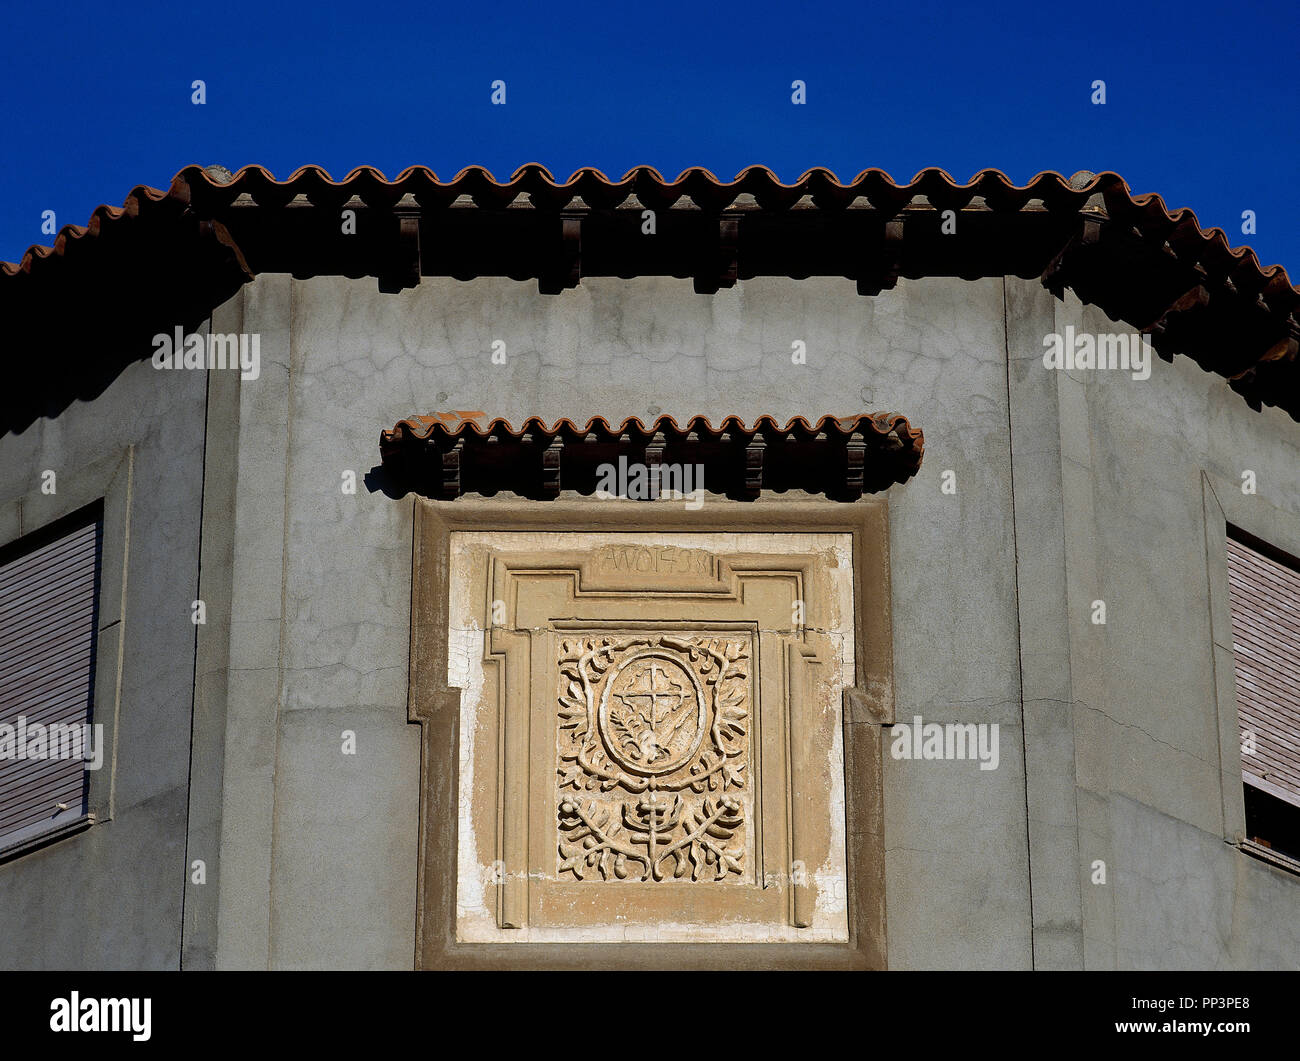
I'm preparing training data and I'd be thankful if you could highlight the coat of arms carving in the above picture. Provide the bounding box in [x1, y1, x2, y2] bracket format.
[555, 633, 751, 883]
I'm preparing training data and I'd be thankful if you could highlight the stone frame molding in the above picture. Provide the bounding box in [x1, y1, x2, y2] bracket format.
[408, 495, 893, 969]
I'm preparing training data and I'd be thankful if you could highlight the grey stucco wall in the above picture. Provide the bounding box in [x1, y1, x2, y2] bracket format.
[0, 355, 207, 969]
[1057, 297, 1300, 968]
[207, 272, 1034, 969]
[207, 271, 1295, 969]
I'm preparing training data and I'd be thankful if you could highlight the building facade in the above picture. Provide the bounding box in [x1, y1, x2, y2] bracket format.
[1, 165, 1298, 969]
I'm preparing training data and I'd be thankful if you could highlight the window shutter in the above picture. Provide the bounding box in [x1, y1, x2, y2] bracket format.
[0, 517, 100, 849]
[1227, 535, 1300, 811]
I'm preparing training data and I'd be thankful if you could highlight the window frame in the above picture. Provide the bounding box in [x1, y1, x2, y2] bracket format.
[1202, 469, 1300, 876]
[0, 447, 132, 861]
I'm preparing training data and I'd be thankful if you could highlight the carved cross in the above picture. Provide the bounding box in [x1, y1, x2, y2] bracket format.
[620, 660, 685, 732]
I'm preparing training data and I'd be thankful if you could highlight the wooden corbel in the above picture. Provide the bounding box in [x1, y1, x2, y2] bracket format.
[538, 215, 582, 294]
[857, 216, 905, 297]
[378, 212, 422, 293]
[694, 217, 739, 294]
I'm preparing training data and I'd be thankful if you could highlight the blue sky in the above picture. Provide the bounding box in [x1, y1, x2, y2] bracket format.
[2, 0, 1296, 273]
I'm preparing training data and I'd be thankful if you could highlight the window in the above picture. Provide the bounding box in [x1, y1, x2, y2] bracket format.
[0, 504, 103, 854]
[1226, 529, 1300, 868]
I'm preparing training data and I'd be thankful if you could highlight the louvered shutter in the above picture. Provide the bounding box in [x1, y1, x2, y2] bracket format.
[1227, 535, 1300, 810]
[0, 518, 100, 848]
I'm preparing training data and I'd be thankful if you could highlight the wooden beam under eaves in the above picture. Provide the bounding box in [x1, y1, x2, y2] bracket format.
[378, 214, 421, 293]
[538, 216, 582, 294]
[693, 217, 739, 294]
[857, 217, 904, 297]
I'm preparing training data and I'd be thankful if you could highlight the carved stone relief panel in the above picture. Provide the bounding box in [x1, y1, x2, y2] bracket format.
[555, 631, 754, 885]
[446, 530, 855, 944]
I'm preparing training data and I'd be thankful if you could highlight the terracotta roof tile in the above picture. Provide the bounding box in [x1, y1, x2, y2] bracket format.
[4, 163, 1290, 290]
[379, 412, 924, 501]
[4, 164, 1298, 424]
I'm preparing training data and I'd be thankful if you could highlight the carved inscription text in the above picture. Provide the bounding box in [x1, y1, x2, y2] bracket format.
[595, 545, 714, 576]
